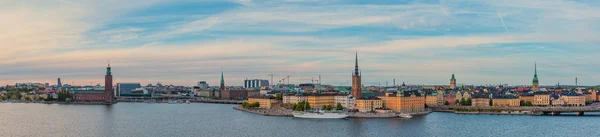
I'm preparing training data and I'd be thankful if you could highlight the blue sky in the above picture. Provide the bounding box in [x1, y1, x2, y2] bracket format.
[1, 0, 599, 86]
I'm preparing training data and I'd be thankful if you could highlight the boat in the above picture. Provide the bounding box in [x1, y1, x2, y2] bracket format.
[293, 110, 349, 119]
[292, 102, 348, 119]
[185, 100, 191, 104]
[399, 113, 413, 119]
[168, 100, 178, 104]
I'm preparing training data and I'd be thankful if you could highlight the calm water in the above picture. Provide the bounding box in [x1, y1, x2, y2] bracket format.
[1, 103, 598, 137]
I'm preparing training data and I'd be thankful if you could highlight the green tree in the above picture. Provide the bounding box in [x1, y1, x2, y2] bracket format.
[444, 101, 450, 105]
[524, 101, 533, 106]
[24, 96, 31, 101]
[292, 101, 310, 111]
[455, 99, 460, 105]
[335, 103, 344, 110]
[57, 90, 72, 102]
[460, 98, 466, 106]
[466, 98, 472, 106]
[241, 102, 249, 108]
[275, 93, 283, 100]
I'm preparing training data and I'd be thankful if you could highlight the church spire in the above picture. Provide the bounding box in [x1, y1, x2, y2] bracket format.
[532, 62, 539, 84]
[354, 51, 360, 76]
[220, 69, 225, 90]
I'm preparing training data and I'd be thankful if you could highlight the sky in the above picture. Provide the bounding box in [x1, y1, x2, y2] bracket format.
[1, 0, 599, 87]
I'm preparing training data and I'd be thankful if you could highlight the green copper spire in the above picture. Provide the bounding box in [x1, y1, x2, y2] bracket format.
[220, 70, 224, 85]
[451, 74, 456, 81]
[532, 63, 539, 84]
[106, 64, 111, 75]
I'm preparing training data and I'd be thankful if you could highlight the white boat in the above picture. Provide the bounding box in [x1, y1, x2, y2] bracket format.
[168, 100, 178, 104]
[399, 113, 413, 119]
[185, 100, 191, 104]
[293, 111, 349, 119]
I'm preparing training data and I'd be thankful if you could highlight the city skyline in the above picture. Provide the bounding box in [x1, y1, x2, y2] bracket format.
[2, 0, 600, 86]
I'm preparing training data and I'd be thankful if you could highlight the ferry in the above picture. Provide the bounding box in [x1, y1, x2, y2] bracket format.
[399, 113, 413, 119]
[293, 110, 349, 119]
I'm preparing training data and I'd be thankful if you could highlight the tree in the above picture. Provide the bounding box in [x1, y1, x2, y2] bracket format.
[444, 101, 450, 105]
[24, 96, 31, 101]
[336, 103, 344, 110]
[275, 93, 283, 100]
[466, 98, 472, 106]
[524, 101, 533, 106]
[241, 102, 249, 108]
[57, 90, 72, 102]
[455, 99, 460, 105]
[292, 101, 310, 111]
[460, 98, 466, 106]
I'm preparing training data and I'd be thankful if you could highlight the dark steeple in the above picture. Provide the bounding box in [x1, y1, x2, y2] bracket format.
[354, 51, 360, 76]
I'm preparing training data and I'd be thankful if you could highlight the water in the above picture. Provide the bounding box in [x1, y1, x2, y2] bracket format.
[1, 103, 598, 137]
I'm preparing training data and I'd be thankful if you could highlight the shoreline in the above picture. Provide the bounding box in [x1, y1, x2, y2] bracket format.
[233, 106, 432, 118]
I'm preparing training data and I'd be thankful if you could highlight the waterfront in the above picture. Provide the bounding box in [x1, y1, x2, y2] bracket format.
[1, 103, 600, 137]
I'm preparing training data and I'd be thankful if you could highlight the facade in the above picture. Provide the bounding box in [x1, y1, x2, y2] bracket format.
[73, 90, 107, 102]
[456, 91, 471, 100]
[472, 97, 490, 107]
[307, 95, 335, 109]
[492, 98, 520, 107]
[244, 79, 269, 89]
[519, 94, 535, 104]
[355, 98, 383, 112]
[105, 64, 114, 103]
[116, 83, 144, 97]
[562, 93, 585, 106]
[533, 92, 550, 106]
[334, 95, 355, 110]
[248, 97, 279, 109]
[450, 74, 456, 90]
[197, 89, 219, 98]
[552, 97, 566, 106]
[351, 52, 363, 99]
[584, 91, 597, 102]
[221, 89, 248, 100]
[283, 95, 308, 104]
[378, 91, 426, 112]
[532, 63, 540, 91]
[425, 94, 438, 106]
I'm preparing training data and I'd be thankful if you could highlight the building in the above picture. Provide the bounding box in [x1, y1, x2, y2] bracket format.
[73, 64, 114, 104]
[334, 95, 355, 110]
[378, 91, 426, 112]
[450, 74, 456, 90]
[116, 83, 146, 97]
[221, 89, 248, 100]
[283, 94, 308, 104]
[533, 92, 550, 106]
[57, 78, 62, 90]
[472, 95, 490, 107]
[247, 90, 260, 98]
[197, 89, 219, 98]
[197, 81, 209, 89]
[532, 63, 539, 91]
[492, 96, 520, 107]
[351, 52, 362, 99]
[456, 91, 471, 100]
[355, 98, 383, 112]
[584, 90, 597, 103]
[519, 94, 535, 104]
[425, 92, 439, 106]
[552, 97, 566, 106]
[244, 79, 269, 89]
[248, 97, 279, 109]
[562, 92, 585, 106]
[307, 95, 335, 109]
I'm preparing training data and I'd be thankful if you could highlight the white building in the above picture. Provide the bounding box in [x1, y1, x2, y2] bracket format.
[334, 95, 355, 110]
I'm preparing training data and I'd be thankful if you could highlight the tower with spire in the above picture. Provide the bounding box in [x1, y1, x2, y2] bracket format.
[220, 69, 225, 90]
[450, 74, 457, 90]
[105, 63, 114, 104]
[351, 51, 362, 99]
[532, 63, 539, 91]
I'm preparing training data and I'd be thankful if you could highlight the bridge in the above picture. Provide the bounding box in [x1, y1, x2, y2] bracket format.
[432, 105, 600, 116]
[116, 96, 244, 104]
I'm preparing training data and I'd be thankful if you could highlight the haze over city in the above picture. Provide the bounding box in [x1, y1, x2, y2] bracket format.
[2, 0, 599, 86]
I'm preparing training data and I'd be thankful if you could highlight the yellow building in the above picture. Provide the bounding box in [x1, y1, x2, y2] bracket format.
[378, 91, 425, 113]
[248, 97, 279, 109]
[519, 95, 535, 104]
[492, 98, 520, 107]
[283, 95, 308, 104]
[533, 92, 550, 106]
[562, 94, 585, 106]
[307, 95, 335, 109]
[355, 98, 383, 112]
[472, 97, 489, 107]
[425, 95, 438, 106]
[584, 90, 597, 103]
